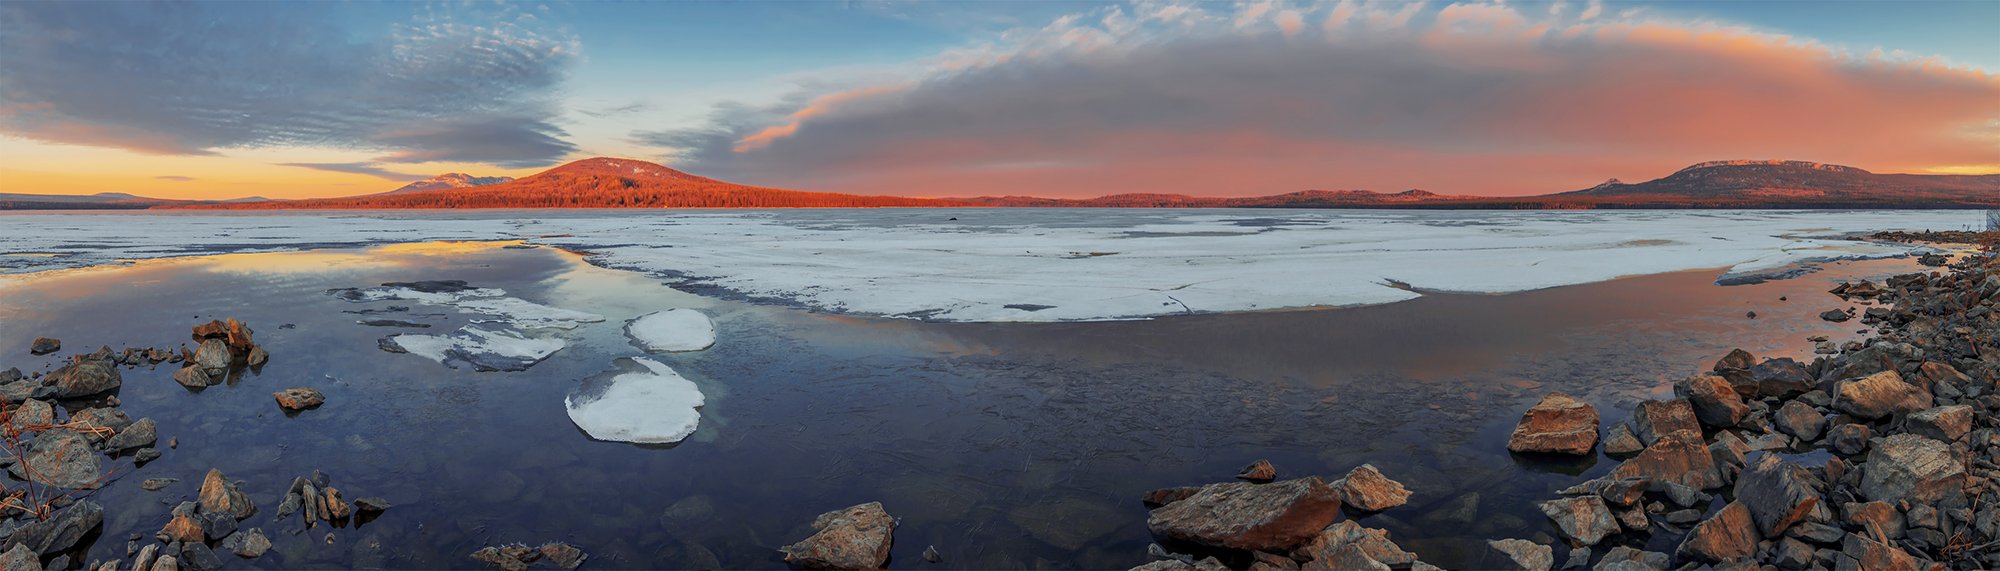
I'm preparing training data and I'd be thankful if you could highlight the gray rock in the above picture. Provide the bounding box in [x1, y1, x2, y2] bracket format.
[141, 478, 178, 491]
[1538, 496, 1620, 546]
[1295, 520, 1416, 568]
[1675, 374, 1749, 428]
[1146, 478, 1341, 552]
[1631, 399, 1701, 446]
[1860, 433, 1964, 504]
[105, 418, 158, 451]
[0, 544, 37, 571]
[1829, 423, 1870, 456]
[1831, 370, 1931, 420]
[44, 358, 120, 398]
[199, 469, 256, 520]
[779, 502, 896, 570]
[1772, 401, 1825, 442]
[1602, 423, 1644, 456]
[1733, 454, 1822, 537]
[1486, 539, 1553, 571]
[29, 337, 60, 355]
[7, 428, 101, 489]
[1751, 358, 1815, 399]
[1907, 405, 1973, 442]
[193, 338, 231, 373]
[200, 512, 237, 541]
[179, 542, 220, 571]
[2, 500, 102, 554]
[1593, 546, 1668, 571]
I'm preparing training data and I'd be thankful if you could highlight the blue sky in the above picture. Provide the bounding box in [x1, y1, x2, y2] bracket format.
[1, 0, 1995, 198]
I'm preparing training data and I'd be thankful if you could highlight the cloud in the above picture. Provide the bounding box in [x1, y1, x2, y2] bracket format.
[279, 162, 427, 182]
[641, 1, 2000, 196]
[0, 2, 579, 168]
[153, 176, 196, 182]
[578, 101, 656, 118]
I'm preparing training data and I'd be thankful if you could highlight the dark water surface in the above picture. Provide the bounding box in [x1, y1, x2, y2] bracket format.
[0, 242, 1918, 569]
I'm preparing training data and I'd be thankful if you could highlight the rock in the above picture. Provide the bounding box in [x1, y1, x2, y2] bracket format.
[1613, 504, 1647, 533]
[1538, 496, 1620, 546]
[1486, 539, 1553, 571]
[133, 544, 158, 571]
[924, 545, 943, 564]
[3, 500, 101, 554]
[159, 511, 203, 544]
[1733, 454, 1822, 537]
[179, 543, 220, 571]
[1714, 348, 1756, 372]
[1843, 501, 1904, 540]
[1772, 537, 1814, 570]
[223, 528, 270, 558]
[470, 545, 536, 571]
[1751, 358, 1815, 399]
[200, 512, 237, 541]
[191, 319, 256, 353]
[1840, 534, 1922, 570]
[1507, 393, 1599, 455]
[1860, 433, 1965, 504]
[246, 346, 269, 367]
[1675, 501, 1758, 564]
[1907, 405, 1973, 442]
[134, 448, 160, 463]
[779, 502, 896, 570]
[171, 366, 211, 389]
[29, 337, 59, 355]
[1307, 544, 1389, 571]
[1918, 361, 1972, 389]
[1602, 423, 1643, 455]
[1832, 370, 1931, 420]
[1829, 423, 1870, 455]
[1632, 399, 1701, 446]
[1820, 309, 1850, 322]
[322, 486, 350, 519]
[105, 418, 158, 451]
[0, 545, 38, 571]
[8, 428, 101, 489]
[192, 338, 231, 373]
[272, 388, 325, 411]
[1143, 487, 1204, 508]
[1146, 477, 1342, 552]
[1772, 401, 1825, 442]
[1332, 464, 1410, 512]
[1675, 374, 1749, 428]
[538, 542, 587, 570]
[1609, 432, 1722, 490]
[8, 398, 51, 431]
[1296, 520, 1416, 569]
[44, 358, 120, 398]
[1593, 547, 1668, 571]
[198, 469, 256, 520]
[353, 497, 392, 514]
[1238, 459, 1277, 482]
[142, 477, 178, 491]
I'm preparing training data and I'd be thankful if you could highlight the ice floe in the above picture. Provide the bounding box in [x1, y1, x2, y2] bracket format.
[3, 209, 1985, 321]
[456, 297, 606, 330]
[565, 358, 706, 444]
[625, 309, 716, 352]
[379, 325, 566, 372]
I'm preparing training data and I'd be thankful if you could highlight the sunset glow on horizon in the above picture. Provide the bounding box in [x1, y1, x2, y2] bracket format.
[1, 0, 1996, 200]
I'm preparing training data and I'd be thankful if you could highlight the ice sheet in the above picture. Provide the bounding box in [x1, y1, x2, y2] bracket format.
[565, 358, 705, 444]
[625, 309, 716, 352]
[382, 325, 566, 371]
[1, 209, 1980, 321]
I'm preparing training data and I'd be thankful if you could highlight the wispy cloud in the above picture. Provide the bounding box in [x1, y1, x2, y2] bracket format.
[153, 175, 196, 182]
[578, 101, 656, 119]
[640, 1, 2000, 196]
[0, 2, 580, 168]
[279, 162, 427, 182]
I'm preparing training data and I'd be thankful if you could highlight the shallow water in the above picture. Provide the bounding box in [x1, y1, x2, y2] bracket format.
[0, 241, 1927, 569]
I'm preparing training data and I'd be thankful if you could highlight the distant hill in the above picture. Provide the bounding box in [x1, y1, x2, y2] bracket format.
[0, 191, 182, 210]
[370, 173, 514, 196]
[1537, 160, 2000, 208]
[183, 158, 966, 209]
[968, 189, 1472, 207]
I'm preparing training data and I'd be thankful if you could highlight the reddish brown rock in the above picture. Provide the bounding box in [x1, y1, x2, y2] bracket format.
[1238, 459, 1277, 482]
[1295, 521, 1416, 569]
[780, 502, 896, 570]
[1733, 455, 1820, 537]
[1860, 433, 1965, 505]
[273, 388, 325, 411]
[1675, 501, 1758, 564]
[1632, 399, 1701, 446]
[1332, 464, 1410, 512]
[1143, 486, 1204, 508]
[1610, 432, 1723, 490]
[1146, 477, 1342, 552]
[1674, 374, 1748, 428]
[199, 469, 256, 520]
[1506, 393, 1599, 455]
[1832, 370, 1931, 420]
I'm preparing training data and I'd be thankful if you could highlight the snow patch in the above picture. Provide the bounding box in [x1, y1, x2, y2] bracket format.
[382, 325, 566, 372]
[565, 358, 705, 444]
[625, 309, 716, 352]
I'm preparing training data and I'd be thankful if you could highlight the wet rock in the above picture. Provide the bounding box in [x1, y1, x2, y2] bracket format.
[1675, 501, 1757, 564]
[3, 500, 101, 554]
[537, 542, 587, 570]
[0, 380, 34, 404]
[44, 358, 120, 398]
[1772, 401, 1825, 442]
[141, 478, 178, 491]
[353, 497, 392, 515]
[1860, 433, 1964, 504]
[159, 506, 203, 544]
[8, 428, 101, 489]
[1146, 477, 1341, 552]
[780, 502, 896, 570]
[1308, 544, 1389, 571]
[1632, 399, 1701, 446]
[0, 545, 37, 571]
[273, 388, 325, 411]
[132, 544, 158, 571]
[1819, 309, 1850, 322]
[1593, 546, 1668, 571]
[1296, 520, 1416, 569]
[1332, 464, 1410, 512]
[1907, 405, 1973, 442]
[1675, 374, 1749, 428]
[1751, 358, 1814, 399]
[134, 448, 160, 463]
[105, 418, 157, 451]
[152, 555, 179, 571]
[1772, 537, 1814, 570]
[8, 398, 51, 431]
[199, 512, 237, 541]
[170, 366, 211, 389]
[1829, 423, 1870, 455]
[1734, 454, 1821, 537]
[29, 337, 59, 355]
[1602, 423, 1643, 456]
[246, 346, 269, 367]
[1609, 432, 1723, 490]
[221, 528, 270, 558]
[1842, 501, 1904, 540]
[1238, 459, 1277, 482]
[1143, 487, 1204, 508]
[1247, 550, 1293, 571]
[1486, 539, 1553, 571]
[924, 545, 943, 564]
[192, 338, 231, 373]
[179, 543, 220, 571]
[1538, 496, 1620, 546]
[198, 469, 256, 520]
[1714, 348, 1756, 372]
[1507, 393, 1599, 455]
[1831, 370, 1931, 420]
[1840, 534, 1922, 570]
[322, 486, 350, 520]
[471, 545, 537, 571]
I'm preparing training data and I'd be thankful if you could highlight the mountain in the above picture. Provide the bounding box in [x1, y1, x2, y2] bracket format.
[182, 158, 968, 209]
[0, 191, 182, 210]
[1541, 160, 2000, 207]
[371, 173, 514, 196]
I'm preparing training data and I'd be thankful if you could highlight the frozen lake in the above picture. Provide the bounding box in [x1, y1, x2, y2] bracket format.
[0, 209, 1981, 321]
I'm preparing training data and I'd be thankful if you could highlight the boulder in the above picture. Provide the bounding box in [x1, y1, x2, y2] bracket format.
[1733, 455, 1822, 537]
[1593, 547, 1668, 571]
[1602, 423, 1643, 456]
[43, 358, 120, 398]
[1537, 496, 1620, 546]
[1832, 370, 1931, 420]
[105, 418, 157, 451]
[1772, 401, 1825, 442]
[193, 338, 231, 373]
[1714, 348, 1756, 372]
[0, 545, 36, 571]
[1507, 393, 1599, 455]
[7, 428, 101, 489]
[192, 319, 256, 354]
[28, 337, 60, 355]
[1296, 521, 1416, 569]
[273, 388, 325, 411]
[171, 366, 212, 389]
[1238, 459, 1277, 482]
[199, 469, 256, 520]
[1146, 477, 1342, 552]
[1751, 358, 1815, 399]
[1485, 539, 1553, 571]
[1829, 423, 1871, 456]
[1675, 374, 1748, 428]
[1840, 534, 1922, 571]
[1609, 432, 1722, 490]
[1819, 309, 1850, 322]
[1918, 361, 1972, 389]
[1307, 545, 1388, 571]
[221, 528, 271, 558]
[1860, 434, 1965, 505]
[1842, 502, 1904, 540]
[8, 398, 51, 431]
[2, 500, 101, 555]
[1631, 399, 1701, 446]
[1143, 487, 1203, 508]
[1675, 501, 1758, 564]
[779, 502, 896, 570]
[1907, 405, 1973, 442]
[1332, 465, 1410, 512]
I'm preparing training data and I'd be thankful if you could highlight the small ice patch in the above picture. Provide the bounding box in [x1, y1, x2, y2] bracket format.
[625, 309, 716, 352]
[381, 325, 566, 372]
[566, 358, 705, 444]
[457, 297, 605, 330]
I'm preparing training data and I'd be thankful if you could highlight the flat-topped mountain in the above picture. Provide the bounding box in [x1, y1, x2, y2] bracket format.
[1549, 160, 2000, 206]
[373, 173, 515, 196]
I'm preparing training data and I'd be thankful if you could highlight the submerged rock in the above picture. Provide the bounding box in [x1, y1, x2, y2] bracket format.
[1146, 477, 1342, 552]
[1507, 393, 1599, 455]
[1332, 464, 1410, 512]
[273, 388, 325, 411]
[779, 502, 896, 570]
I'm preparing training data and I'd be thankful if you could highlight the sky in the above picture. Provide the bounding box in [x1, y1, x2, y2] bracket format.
[0, 0, 1996, 200]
